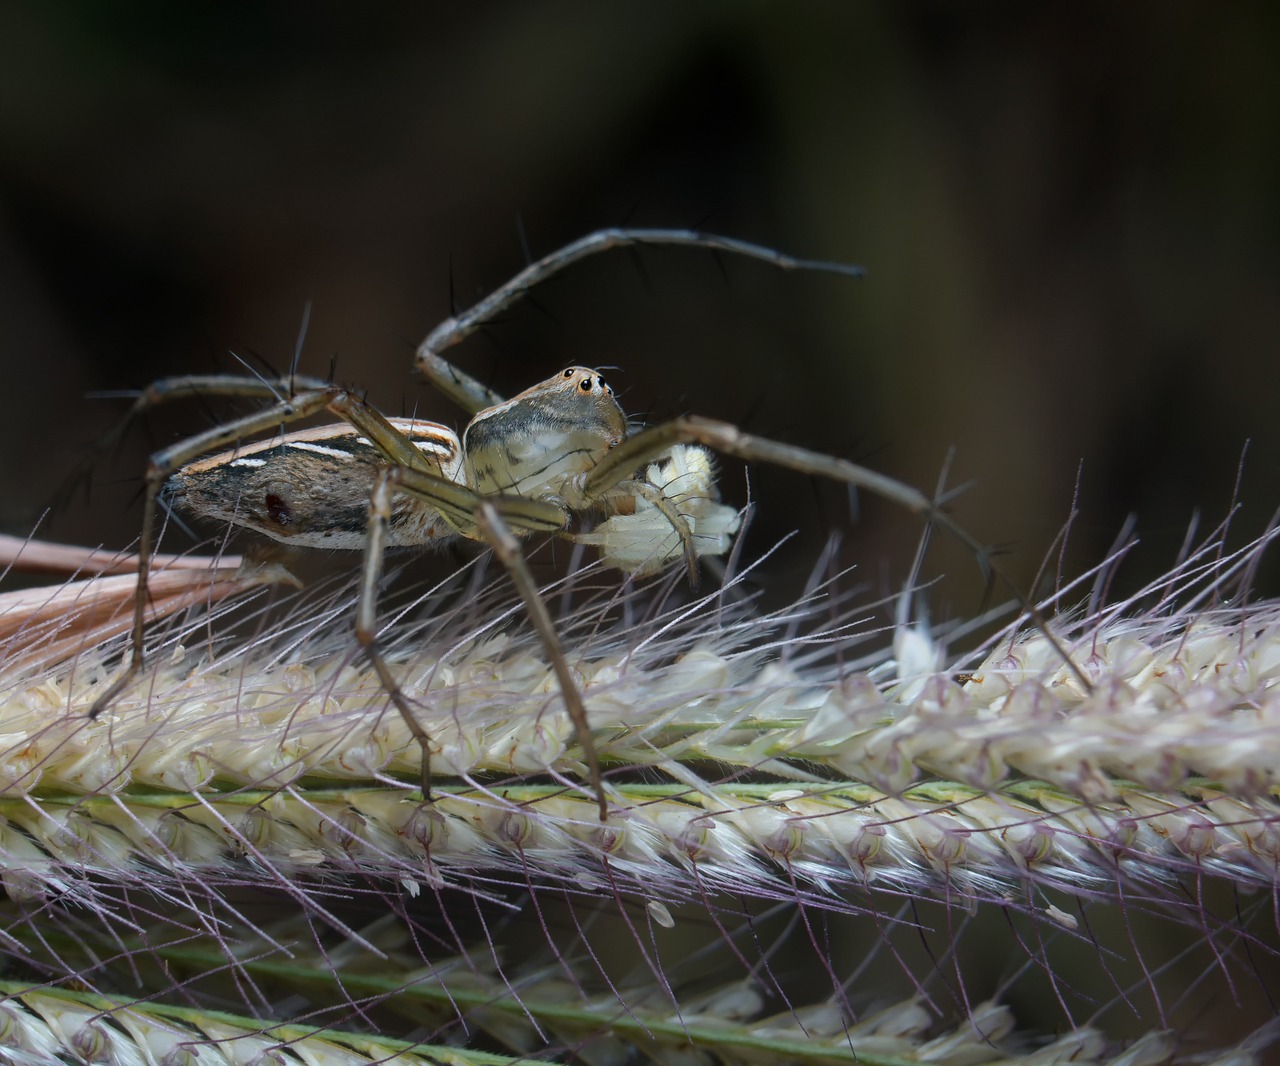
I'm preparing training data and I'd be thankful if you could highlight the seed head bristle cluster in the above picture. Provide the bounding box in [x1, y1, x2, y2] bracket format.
[7, 975, 1242, 1066]
[2, 545, 1278, 895]
[0, 525, 1278, 1063]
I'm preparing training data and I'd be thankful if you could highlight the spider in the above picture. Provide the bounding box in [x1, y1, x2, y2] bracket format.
[83, 228, 1023, 821]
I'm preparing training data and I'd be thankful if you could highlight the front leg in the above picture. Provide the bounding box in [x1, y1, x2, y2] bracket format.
[584, 415, 983, 558]
[580, 415, 1090, 690]
[413, 228, 864, 417]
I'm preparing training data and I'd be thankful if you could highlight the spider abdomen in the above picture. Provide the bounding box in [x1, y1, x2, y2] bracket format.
[167, 419, 463, 549]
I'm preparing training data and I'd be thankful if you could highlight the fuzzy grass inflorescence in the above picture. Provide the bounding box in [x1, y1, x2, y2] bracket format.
[0, 521, 1278, 1064]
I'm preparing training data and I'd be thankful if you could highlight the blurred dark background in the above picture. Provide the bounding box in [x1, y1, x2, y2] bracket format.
[3, 4, 1280, 1050]
[3, 2, 1278, 617]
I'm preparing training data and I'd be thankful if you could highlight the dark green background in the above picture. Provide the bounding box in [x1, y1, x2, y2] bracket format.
[3, 3, 1278, 613]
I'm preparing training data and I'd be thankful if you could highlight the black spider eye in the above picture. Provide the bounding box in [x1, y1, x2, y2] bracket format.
[563, 368, 574, 379]
[580, 378, 592, 392]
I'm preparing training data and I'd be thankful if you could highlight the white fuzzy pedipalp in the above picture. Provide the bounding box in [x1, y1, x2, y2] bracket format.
[579, 445, 742, 575]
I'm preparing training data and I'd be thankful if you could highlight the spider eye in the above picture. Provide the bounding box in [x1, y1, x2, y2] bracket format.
[562, 368, 574, 379]
[579, 378, 592, 392]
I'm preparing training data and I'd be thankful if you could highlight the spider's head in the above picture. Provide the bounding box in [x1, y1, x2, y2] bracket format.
[462, 367, 627, 501]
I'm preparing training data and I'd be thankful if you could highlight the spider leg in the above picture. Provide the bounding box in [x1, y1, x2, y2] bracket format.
[366, 464, 604, 817]
[415, 228, 864, 413]
[88, 385, 340, 718]
[474, 501, 607, 821]
[356, 468, 438, 800]
[290, 392, 584, 802]
[586, 414, 984, 557]
[415, 349, 507, 417]
[581, 414, 1091, 691]
[60, 373, 334, 511]
[88, 380, 478, 723]
[130, 373, 334, 409]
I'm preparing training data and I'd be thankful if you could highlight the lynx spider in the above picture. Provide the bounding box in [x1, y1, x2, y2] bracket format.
[85, 228, 1036, 821]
